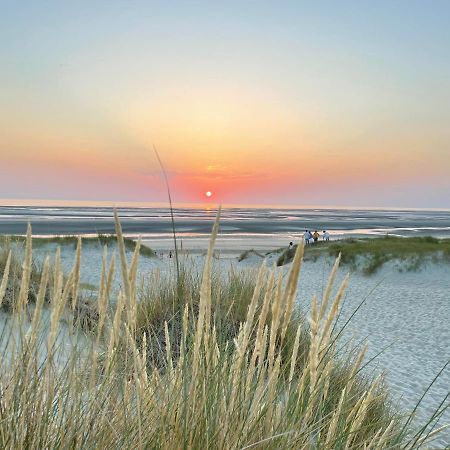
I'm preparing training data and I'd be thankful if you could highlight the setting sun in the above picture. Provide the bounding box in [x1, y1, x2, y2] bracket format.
[205, 191, 212, 198]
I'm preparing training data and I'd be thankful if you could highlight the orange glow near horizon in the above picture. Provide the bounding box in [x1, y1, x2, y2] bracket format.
[1, 2, 449, 209]
[2, 56, 449, 208]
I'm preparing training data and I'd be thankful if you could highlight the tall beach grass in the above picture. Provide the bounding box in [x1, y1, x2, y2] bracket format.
[0, 214, 446, 449]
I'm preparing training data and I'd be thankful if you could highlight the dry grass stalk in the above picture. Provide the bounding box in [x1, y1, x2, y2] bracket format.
[17, 223, 32, 312]
[0, 250, 11, 307]
[71, 236, 81, 310]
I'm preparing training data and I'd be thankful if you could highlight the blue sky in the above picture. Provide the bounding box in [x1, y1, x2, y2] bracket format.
[1, 1, 449, 207]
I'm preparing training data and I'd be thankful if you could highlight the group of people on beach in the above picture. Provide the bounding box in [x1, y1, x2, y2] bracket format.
[289, 230, 330, 246]
[288, 230, 330, 249]
[303, 230, 330, 244]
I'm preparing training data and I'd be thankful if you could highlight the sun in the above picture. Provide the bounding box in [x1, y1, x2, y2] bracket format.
[205, 191, 212, 198]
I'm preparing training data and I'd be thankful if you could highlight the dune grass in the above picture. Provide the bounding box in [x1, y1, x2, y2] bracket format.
[0, 233, 48, 309]
[328, 236, 450, 274]
[0, 217, 446, 448]
[237, 249, 266, 262]
[275, 236, 450, 274]
[0, 233, 156, 258]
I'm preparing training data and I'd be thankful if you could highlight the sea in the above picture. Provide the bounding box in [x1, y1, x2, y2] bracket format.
[0, 205, 450, 252]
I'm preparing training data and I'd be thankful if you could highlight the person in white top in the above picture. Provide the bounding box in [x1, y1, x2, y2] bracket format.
[323, 230, 330, 241]
[303, 230, 311, 245]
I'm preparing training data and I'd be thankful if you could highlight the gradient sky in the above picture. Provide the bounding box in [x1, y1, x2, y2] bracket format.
[1, 1, 449, 208]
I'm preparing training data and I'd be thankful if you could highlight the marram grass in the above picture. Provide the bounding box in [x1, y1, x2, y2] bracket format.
[275, 236, 450, 274]
[0, 215, 446, 449]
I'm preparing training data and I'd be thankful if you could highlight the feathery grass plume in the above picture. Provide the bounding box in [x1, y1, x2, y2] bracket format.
[164, 321, 174, 373]
[308, 295, 320, 394]
[114, 209, 141, 339]
[97, 248, 114, 342]
[288, 322, 303, 387]
[114, 210, 132, 306]
[128, 237, 141, 331]
[28, 255, 50, 346]
[244, 269, 272, 396]
[96, 245, 108, 340]
[234, 263, 266, 360]
[250, 268, 275, 366]
[346, 344, 368, 394]
[17, 223, 32, 312]
[347, 375, 384, 446]
[0, 250, 11, 307]
[280, 242, 304, 341]
[125, 324, 148, 388]
[105, 251, 116, 300]
[265, 354, 282, 433]
[191, 207, 221, 381]
[268, 272, 283, 368]
[229, 264, 267, 417]
[71, 236, 82, 310]
[107, 291, 125, 367]
[48, 271, 72, 354]
[416, 423, 450, 447]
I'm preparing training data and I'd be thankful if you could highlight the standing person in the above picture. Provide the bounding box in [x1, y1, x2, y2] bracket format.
[288, 241, 294, 250]
[313, 230, 320, 243]
[323, 230, 330, 241]
[303, 230, 311, 245]
[169, 251, 172, 259]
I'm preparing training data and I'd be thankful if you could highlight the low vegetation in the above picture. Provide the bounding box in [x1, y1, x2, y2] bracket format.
[0, 233, 156, 258]
[237, 249, 265, 262]
[0, 239, 46, 309]
[0, 218, 446, 448]
[275, 236, 450, 274]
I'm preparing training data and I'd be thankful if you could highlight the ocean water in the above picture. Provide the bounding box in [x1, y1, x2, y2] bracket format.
[1, 206, 450, 252]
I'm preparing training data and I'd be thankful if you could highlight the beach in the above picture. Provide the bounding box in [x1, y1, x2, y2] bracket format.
[1, 207, 450, 446]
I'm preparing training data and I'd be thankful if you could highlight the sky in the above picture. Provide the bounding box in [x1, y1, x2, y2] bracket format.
[1, 1, 449, 208]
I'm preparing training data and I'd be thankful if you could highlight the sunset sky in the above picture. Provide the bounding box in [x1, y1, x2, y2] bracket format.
[1, 1, 449, 208]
